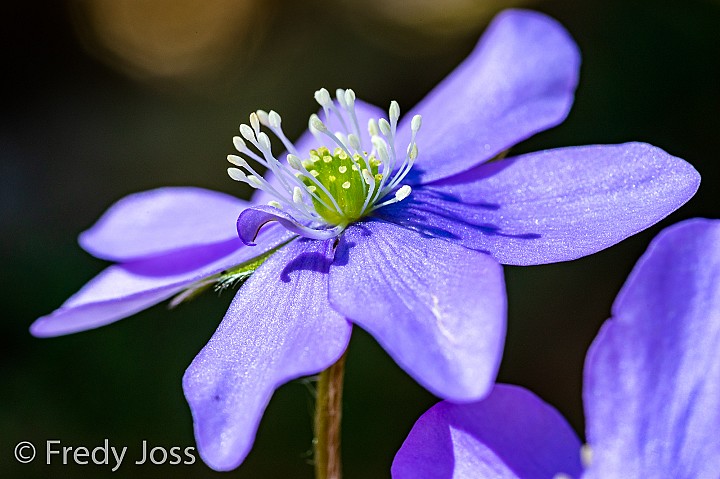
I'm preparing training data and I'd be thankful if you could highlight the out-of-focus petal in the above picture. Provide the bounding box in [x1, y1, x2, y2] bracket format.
[80, 187, 248, 261]
[583, 219, 720, 479]
[392, 384, 583, 479]
[329, 219, 505, 401]
[396, 9, 580, 185]
[31, 226, 295, 337]
[378, 143, 699, 265]
[183, 238, 352, 471]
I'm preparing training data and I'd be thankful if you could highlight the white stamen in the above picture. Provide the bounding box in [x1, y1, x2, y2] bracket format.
[344, 89, 356, 107]
[227, 168, 246, 181]
[314, 88, 332, 107]
[227, 154, 249, 168]
[408, 143, 418, 160]
[395, 184, 412, 201]
[310, 114, 327, 132]
[293, 186, 304, 204]
[389, 101, 400, 127]
[257, 132, 272, 152]
[287, 154, 303, 170]
[233, 136, 247, 153]
[368, 119, 379, 137]
[411, 114, 422, 132]
[226, 88, 421, 240]
[379, 118, 391, 136]
[268, 110, 282, 128]
[335, 88, 347, 108]
[246, 175, 263, 189]
[250, 112, 260, 134]
[239, 124, 255, 142]
[256, 110, 270, 126]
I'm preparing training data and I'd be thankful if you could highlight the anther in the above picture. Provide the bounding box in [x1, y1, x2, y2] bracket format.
[395, 185, 412, 201]
[227, 168, 247, 181]
[335, 89, 347, 107]
[411, 114, 422, 132]
[268, 110, 282, 128]
[227, 155, 249, 168]
[379, 118, 391, 136]
[314, 88, 332, 107]
[389, 101, 400, 125]
[310, 114, 327, 132]
[368, 119, 379, 137]
[233, 136, 247, 153]
[239, 124, 255, 142]
[256, 110, 270, 126]
[249, 112, 260, 134]
[293, 186, 304, 204]
[246, 175, 263, 189]
[287, 154, 303, 170]
[344, 89, 356, 107]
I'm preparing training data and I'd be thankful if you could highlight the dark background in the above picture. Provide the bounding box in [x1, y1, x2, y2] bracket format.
[2, 0, 718, 477]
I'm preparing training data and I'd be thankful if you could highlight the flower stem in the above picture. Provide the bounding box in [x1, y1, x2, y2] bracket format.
[314, 350, 347, 479]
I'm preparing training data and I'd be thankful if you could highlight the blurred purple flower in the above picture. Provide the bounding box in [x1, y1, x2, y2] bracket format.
[393, 218, 720, 479]
[32, 9, 699, 472]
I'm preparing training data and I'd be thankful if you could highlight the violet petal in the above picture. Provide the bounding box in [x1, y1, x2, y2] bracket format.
[79, 187, 249, 261]
[396, 9, 580, 185]
[378, 143, 699, 265]
[392, 384, 582, 479]
[30, 226, 295, 337]
[583, 219, 720, 478]
[329, 219, 505, 401]
[183, 238, 352, 471]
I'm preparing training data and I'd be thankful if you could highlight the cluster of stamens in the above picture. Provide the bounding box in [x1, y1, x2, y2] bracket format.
[226, 88, 421, 238]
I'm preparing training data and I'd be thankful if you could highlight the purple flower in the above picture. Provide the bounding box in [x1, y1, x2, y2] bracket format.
[31, 9, 699, 472]
[392, 218, 720, 479]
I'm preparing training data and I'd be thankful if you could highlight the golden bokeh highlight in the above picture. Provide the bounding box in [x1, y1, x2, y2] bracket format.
[70, 0, 268, 82]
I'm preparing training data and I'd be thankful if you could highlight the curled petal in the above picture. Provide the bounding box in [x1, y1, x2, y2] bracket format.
[237, 205, 343, 245]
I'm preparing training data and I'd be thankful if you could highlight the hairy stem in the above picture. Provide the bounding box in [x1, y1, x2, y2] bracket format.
[314, 350, 347, 479]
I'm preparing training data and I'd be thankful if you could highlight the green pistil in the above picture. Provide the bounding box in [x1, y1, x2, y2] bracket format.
[300, 146, 381, 225]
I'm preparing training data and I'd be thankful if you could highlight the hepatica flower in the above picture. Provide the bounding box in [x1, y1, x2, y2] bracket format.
[31, 9, 700, 472]
[393, 218, 720, 479]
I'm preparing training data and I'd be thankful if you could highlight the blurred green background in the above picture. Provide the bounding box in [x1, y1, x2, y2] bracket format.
[2, 0, 719, 477]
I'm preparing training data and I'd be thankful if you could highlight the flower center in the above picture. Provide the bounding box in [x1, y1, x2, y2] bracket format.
[226, 88, 420, 237]
[298, 147, 383, 225]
